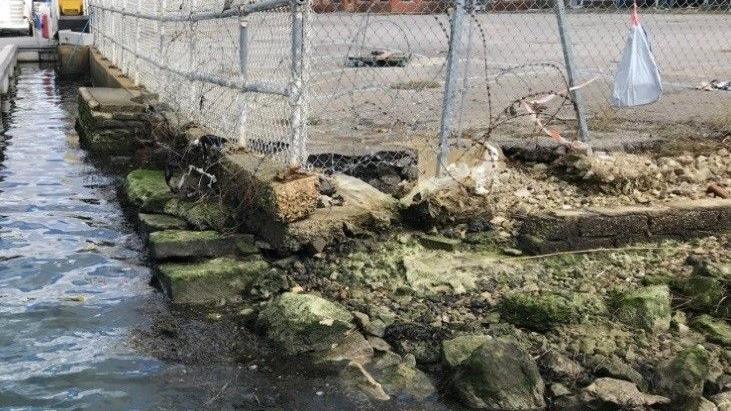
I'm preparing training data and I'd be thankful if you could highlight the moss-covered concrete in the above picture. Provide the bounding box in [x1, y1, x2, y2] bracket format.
[125, 169, 173, 213]
[156, 257, 269, 304]
[163, 198, 234, 232]
[148, 230, 244, 260]
[137, 213, 188, 233]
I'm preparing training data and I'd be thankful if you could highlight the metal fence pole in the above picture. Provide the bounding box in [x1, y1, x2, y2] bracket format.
[437, 0, 467, 176]
[288, 0, 310, 167]
[190, 0, 198, 115]
[134, 0, 141, 85]
[238, 15, 249, 147]
[553, 0, 591, 145]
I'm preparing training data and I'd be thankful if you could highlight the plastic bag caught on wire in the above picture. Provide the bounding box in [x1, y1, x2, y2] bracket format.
[611, 3, 663, 107]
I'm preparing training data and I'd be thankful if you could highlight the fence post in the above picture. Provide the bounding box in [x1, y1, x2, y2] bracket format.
[288, 0, 310, 167]
[189, 0, 198, 115]
[436, 0, 467, 176]
[238, 15, 249, 147]
[134, 0, 141, 85]
[158, 0, 166, 97]
[553, 0, 591, 145]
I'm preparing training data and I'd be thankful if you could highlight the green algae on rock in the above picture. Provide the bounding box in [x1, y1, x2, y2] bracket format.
[163, 197, 234, 232]
[611, 285, 672, 332]
[499, 291, 605, 331]
[442, 334, 492, 368]
[657, 345, 711, 408]
[377, 362, 436, 401]
[691, 314, 731, 347]
[257, 292, 354, 355]
[156, 257, 268, 304]
[125, 169, 174, 212]
[451, 339, 545, 410]
[137, 213, 188, 233]
[148, 230, 241, 260]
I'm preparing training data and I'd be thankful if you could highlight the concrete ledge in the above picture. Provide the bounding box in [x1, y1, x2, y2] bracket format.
[89, 47, 144, 92]
[0, 45, 18, 95]
[517, 199, 731, 254]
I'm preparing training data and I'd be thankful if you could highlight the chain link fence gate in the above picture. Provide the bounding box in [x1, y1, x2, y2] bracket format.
[87, 0, 730, 181]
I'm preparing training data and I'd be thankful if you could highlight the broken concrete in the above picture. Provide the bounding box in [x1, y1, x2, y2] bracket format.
[518, 199, 731, 254]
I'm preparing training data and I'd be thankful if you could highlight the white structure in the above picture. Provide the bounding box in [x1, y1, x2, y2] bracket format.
[0, 0, 32, 35]
[0, 45, 18, 95]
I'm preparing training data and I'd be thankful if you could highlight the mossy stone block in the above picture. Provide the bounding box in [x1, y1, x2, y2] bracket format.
[148, 230, 239, 260]
[138, 213, 188, 233]
[157, 257, 268, 304]
[163, 198, 234, 231]
[125, 169, 173, 213]
[612, 285, 672, 332]
[691, 314, 731, 347]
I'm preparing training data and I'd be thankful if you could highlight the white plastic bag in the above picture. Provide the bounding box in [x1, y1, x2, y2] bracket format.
[611, 4, 663, 107]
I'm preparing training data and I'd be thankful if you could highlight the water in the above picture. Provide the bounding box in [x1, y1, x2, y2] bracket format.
[0, 66, 373, 409]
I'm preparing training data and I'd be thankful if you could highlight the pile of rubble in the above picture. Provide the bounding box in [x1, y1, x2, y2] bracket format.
[76, 87, 151, 154]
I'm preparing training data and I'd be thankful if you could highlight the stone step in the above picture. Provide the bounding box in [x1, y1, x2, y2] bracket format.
[156, 257, 269, 304]
[149, 230, 256, 260]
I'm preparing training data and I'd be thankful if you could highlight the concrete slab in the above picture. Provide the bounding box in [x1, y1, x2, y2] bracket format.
[79, 87, 146, 114]
[518, 199, 731, 254]
[0, 45, 18, 95]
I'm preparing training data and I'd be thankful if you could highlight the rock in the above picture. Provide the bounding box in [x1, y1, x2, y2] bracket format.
[156, 257, 268, 304]
[539, 351, 584, 382]
[657, 345, 711, 408]
[148, 230, 243, 260]
[163, 198, 234, 232]
[373, 351, 402, 370]
[700, 397, 720, 411]
[549, 383, 571, 398]
[711, 391, 731, 411]
[451, 339, 545, 410]
[612, 285, 672, 332]
[137, 213, 188, 233]
[316, 330, 373, 369]
[342, 361, 390, 401]
[235, 236, 260, 256]
[692, 315, 731, 347]
[257, 292, 354, 355]
[442, 334, 492, 368]
[378, 362, 436, 401]
[402, 253, 479, 295]
[367, 336, 392, 353]
[677, 273, 730, 318]
[499, 291, 601, 331]
[366, 319, 387, 337]
[588, 355, 647, 391]
[580, 378, 670, 409]
[417, 234, 461, 251]
[125, 169, 173, 212]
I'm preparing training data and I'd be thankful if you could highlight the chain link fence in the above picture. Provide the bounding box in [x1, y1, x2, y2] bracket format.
[87, 0, 730, 181]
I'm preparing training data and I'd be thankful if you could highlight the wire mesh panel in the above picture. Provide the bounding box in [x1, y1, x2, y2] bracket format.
[88, 0, 296, 164]
[87, 0, 730, 179]
[565, 3, 731, 137]
[305, 1, 453, 176]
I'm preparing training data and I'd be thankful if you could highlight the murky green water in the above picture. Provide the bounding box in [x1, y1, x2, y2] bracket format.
[0, 66, 380, 410]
